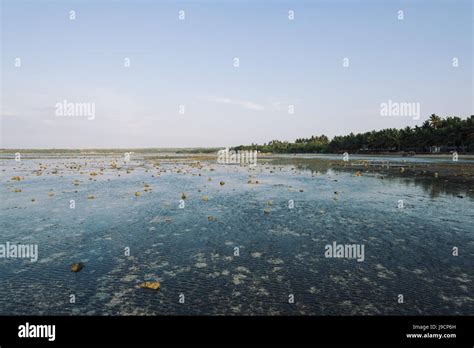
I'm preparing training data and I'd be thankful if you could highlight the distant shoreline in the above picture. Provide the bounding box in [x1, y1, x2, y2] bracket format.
[1, 148, 473, 157]
[1, 149, 474, 162]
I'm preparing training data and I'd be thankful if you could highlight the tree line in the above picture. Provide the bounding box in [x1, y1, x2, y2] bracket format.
[234, 115, 474, 154]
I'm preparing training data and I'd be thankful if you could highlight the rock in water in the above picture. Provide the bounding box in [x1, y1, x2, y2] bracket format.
[71, 263, 84, 273]
[140, 281, 161, 290]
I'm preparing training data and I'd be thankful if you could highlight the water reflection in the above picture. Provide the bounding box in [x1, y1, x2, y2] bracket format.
[263, 157, 473, 199]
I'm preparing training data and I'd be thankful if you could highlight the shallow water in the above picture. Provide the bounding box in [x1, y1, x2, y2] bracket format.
[0, 155, 473, 315]
[271, 153, 474, 164]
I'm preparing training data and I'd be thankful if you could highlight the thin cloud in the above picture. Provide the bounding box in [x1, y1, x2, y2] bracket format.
[208, 97, 265, 111]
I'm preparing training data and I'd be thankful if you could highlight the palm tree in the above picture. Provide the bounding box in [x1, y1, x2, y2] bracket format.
[429, 114, 442, 129]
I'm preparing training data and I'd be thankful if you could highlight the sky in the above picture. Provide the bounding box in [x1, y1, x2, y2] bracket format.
[0, 0, 472, 148]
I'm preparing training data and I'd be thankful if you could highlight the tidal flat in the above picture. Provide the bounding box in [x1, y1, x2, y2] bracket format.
[0, 152, 473, 315]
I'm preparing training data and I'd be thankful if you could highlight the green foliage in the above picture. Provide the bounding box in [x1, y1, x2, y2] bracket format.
[235, 115, 474, 154]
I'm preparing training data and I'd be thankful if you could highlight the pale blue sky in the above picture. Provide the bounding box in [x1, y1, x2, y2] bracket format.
[1, 0, 472, 148]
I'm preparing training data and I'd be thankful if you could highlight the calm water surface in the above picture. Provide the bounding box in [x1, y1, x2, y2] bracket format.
[0, 155, 472, 315]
